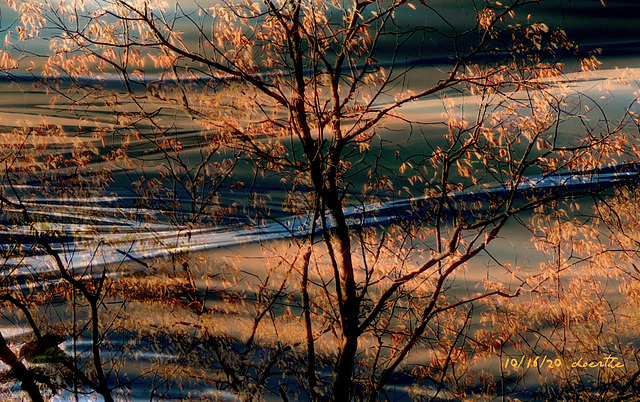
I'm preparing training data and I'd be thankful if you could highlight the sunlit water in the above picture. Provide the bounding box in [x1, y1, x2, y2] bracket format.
[1, 3, 640, 397]
[1, 67, 638, 271]
[0, 68, 637, 399]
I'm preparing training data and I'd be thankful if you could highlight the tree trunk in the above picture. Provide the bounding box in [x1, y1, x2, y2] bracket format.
[325, 188, 360, 400]
[331, 334, 359, 400]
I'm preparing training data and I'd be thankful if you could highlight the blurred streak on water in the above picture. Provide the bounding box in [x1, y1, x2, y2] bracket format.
[0, 1, 638, 398]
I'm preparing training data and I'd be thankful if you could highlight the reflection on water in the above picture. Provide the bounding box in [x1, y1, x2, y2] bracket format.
[2, 162, 638, 285]
[0, 68, 638, 274]
[0, 50, 639, 402]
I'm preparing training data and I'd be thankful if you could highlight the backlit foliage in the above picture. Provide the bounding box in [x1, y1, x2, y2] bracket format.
[0, 0, 639, 400]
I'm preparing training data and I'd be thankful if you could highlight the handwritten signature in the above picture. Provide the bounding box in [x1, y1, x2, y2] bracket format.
[504, 354, 624, 370]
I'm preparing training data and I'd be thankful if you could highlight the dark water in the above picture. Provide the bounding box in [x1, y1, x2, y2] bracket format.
[0, 72, 636, 400]
[0, 1, 639, 400]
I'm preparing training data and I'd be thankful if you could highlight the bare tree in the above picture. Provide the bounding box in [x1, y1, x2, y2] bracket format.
[0, 0, 638, 400]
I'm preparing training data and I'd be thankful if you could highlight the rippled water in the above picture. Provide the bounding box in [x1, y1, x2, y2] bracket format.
[0, 70, 636, 399]
[0, 68, 637, 400]
[1, 68, 638, 273]
[1, 2, 640, 399]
